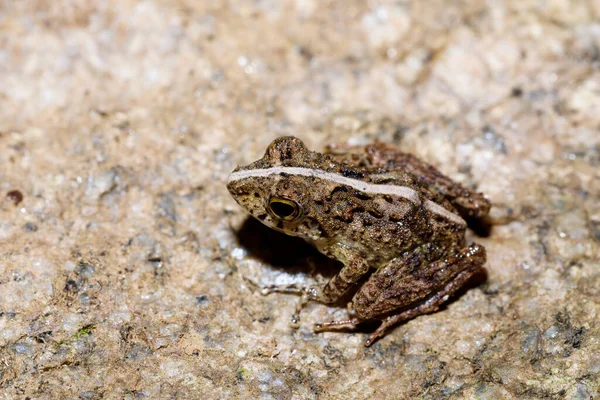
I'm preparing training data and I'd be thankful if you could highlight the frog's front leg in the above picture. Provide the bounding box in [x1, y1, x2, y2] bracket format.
[261, 246, 370, 324]
[262, 246, 369, 303]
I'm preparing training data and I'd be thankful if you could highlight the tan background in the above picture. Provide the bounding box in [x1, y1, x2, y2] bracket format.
[1, 1, 599, 398]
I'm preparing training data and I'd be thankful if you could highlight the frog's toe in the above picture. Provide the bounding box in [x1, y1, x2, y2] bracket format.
[260, 284, 304, 296]
[313, 318, 360, 332]
[364, 315, 404, 347]
[313, 315, 398, 346]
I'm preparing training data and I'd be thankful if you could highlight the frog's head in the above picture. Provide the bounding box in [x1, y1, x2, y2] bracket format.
[227, 136, 327, 241]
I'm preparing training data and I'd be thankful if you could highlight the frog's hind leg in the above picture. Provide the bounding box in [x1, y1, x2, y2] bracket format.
[364, 268, 475, 346]
[362, 243, 486, 346]
[312, 263, 480, 345]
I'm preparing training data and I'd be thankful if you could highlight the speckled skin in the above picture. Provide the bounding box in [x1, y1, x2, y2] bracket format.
[227, 137, 490, 345]
[325, 141, 491, 219]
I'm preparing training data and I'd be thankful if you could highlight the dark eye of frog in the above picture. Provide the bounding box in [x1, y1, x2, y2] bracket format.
[268, 197, 302, 221]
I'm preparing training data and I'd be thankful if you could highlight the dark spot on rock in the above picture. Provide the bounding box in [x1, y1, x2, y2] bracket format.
[555, 311, 586, 352]
[254, 192, 260, 198]
[296, 45, 313, 61]
[0, 311, 17, 318]
[482, 125, 507, 154]
[79, 390, 97, 400]
[393, 125, 409, 142]
[78, 261, 96, 278]
[511, 87, 523, 97]
[566, 326, 585, 349]
[236, 370, 245, 382]
[457, 164, 472, 174]
[23, 222, 38, 232]
[6, 190, 23, 205]
[35, 330, 53, 343]
[196, 295, 209, 305]
[156, 193, 177, 222]
[591, 220, 600, 242]
[65, 279, 78, 292]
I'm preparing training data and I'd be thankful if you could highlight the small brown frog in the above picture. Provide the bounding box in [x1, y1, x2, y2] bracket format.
[227, 136, 490, 346]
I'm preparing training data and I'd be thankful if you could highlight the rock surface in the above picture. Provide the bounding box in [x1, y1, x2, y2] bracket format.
[1, 1, 599, 399]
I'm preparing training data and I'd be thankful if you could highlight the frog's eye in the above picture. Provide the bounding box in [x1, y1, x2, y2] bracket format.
[268, 197, 302, 221]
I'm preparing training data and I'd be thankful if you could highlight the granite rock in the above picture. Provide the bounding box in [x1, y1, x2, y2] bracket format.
[1, 1, 599, 398]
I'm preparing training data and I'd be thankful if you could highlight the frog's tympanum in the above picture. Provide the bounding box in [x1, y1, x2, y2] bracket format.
[227, 136, 490, 346]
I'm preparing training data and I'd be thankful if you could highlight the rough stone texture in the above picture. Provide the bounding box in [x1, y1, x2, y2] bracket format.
[1, 1, 599, 399]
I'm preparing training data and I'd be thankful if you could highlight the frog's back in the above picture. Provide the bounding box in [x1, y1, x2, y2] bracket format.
[325, 142, 491, 220]
[293, 159, 469, 267]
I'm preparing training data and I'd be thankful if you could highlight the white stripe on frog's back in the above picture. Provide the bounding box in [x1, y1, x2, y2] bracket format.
[228, 166, 465, 225]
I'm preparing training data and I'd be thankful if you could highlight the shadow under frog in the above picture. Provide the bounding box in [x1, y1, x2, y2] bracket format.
[234, 217, 488, 338]
[234, 217, 383, 332]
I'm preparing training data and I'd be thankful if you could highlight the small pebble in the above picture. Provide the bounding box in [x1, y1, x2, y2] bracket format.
[23, 222, 38, 232]
[6, 190, 23, 205]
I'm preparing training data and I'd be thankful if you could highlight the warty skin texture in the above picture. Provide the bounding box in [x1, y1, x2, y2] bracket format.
[227, 136, 490, 345]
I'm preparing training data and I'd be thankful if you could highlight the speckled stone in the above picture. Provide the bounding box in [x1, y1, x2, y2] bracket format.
[1, 1, 599, 399]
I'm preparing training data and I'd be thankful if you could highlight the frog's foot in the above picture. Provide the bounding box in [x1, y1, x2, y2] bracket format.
[261, 284, 323, 328]
[261, 283, 322, 299]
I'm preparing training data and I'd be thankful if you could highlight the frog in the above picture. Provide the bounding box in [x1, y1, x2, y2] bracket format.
[227, 136, 490, 346]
